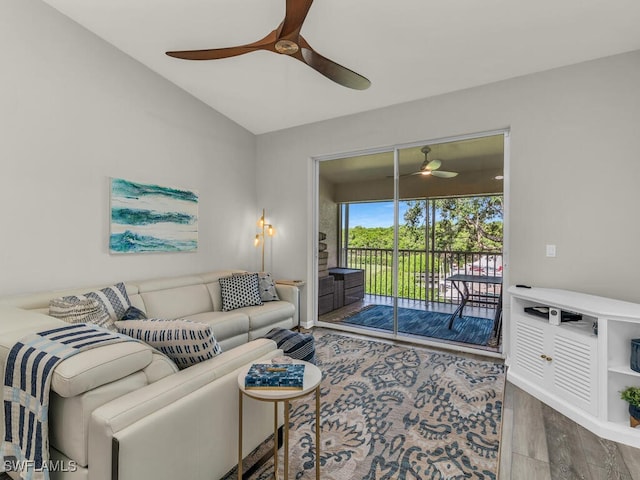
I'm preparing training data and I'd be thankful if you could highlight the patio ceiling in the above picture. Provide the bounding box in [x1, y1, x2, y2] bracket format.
[320, 134, 505, 202]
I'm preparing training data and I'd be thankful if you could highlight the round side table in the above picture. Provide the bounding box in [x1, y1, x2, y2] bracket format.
[237, 360, 322, 480]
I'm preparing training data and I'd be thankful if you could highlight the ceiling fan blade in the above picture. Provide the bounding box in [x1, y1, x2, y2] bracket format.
[298, 37, 371, 90]
[425, 159, 441, 171]
[166, 31, 277, 60]
[431, 171, 459, 178]
[166, 46, 260, 60]
[281, 0, 314, 37]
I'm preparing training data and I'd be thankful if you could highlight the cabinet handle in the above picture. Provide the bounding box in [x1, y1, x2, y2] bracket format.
[545, 356, 552, 362]
[540, 354, 548, 360]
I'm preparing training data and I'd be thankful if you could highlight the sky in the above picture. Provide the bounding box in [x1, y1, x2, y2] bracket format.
[347, 198, 502, 228]
[348, 202, 412, 228]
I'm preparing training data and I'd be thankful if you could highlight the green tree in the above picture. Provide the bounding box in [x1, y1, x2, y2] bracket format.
[346, 195, 503, 252]
[401, 200, 426, 250]
[348, 226, 394, 249]
[435, 196, 502, 251]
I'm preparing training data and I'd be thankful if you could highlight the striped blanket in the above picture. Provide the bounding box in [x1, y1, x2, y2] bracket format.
[1, 324, 134, 480]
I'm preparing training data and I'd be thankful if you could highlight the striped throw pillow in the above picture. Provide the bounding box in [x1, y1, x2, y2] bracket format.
[263, 328, 316, 364]
[60, 282, 132, 323]
[115, 319, 222, 369]
[49, 297, 114, 330]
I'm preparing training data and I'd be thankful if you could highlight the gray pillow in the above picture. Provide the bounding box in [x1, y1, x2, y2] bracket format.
[258, 272, 280, 302]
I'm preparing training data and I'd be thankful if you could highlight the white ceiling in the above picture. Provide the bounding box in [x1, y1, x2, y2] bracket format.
[41, 0, 640, 134]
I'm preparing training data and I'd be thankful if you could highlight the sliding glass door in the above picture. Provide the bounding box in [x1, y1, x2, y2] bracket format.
[318, 149, 397, 330]
[316, 132, 506, 353]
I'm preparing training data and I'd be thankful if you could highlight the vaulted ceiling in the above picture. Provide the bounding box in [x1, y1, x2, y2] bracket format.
[41, 0, 640, 134]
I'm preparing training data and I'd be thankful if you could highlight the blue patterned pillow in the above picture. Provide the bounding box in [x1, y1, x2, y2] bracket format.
[115, 318, 222, 369]
[65, 282, 131, 322]
[219, 273, 262, 311]
[121, 306, 147, 320]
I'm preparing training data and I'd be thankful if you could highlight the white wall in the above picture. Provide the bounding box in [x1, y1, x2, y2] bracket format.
[0, 0, 258, 296]
[256, 50, 640, 326]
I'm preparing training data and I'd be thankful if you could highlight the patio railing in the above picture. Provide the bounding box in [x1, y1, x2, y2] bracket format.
[343, 247, 502, 304]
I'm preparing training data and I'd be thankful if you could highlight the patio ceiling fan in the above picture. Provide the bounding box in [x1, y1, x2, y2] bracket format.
[403, 146, 459, 179]
[165, 0, 371, 90]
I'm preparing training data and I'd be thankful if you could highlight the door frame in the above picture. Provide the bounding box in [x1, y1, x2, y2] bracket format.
[311, 128, 510, 359]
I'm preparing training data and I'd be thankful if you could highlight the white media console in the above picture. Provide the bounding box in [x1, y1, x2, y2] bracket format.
[508, 286, 640, 448]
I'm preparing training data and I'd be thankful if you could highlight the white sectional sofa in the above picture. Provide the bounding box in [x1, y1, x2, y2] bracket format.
[0, 270, 299, 480]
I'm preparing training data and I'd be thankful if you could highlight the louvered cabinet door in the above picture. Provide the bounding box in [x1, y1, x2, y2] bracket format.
[551, 331, 598, 416]
[513, 315, 547, 382]
[512, 313, 598, 417]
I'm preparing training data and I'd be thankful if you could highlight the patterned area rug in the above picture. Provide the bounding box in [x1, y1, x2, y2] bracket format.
[228, 331, 506, 479]
[340, 305, 495, 346]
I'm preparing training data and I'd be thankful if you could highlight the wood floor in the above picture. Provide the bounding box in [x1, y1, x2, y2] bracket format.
[500, 382, 640, 480]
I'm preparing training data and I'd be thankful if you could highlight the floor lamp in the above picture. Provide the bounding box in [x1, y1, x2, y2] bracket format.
[254, 208, 275, 272]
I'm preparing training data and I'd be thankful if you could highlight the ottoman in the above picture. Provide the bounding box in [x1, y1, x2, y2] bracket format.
[263, 328, 316, 364]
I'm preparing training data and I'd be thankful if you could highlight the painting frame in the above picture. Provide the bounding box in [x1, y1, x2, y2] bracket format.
[109, 177, 199, 254]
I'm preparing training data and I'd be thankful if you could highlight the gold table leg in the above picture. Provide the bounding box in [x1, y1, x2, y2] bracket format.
[284, 400, 290, 480]
[238, 390, 243, 480]
[315, 386, 320, 480]
[274, 402, 279, 479]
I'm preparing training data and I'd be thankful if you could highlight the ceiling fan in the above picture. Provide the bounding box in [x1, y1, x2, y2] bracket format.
[165, 0, 371, 90]
[403, 146, 459, 178]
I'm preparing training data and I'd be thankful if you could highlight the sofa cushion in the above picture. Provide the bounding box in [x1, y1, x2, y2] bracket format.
[50, 342, 154, 398]
[182, 310, 249, 343]
[140, 284, 213, 319]
[219, 273, 262, 311]
[49, 297, 114, 331]
[258, 272, 280, 302]
[242, 301, 295, 331]
[116, 319, 222, 369]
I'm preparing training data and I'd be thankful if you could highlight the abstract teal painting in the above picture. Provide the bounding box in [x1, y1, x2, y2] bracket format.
[110, 178, 198, 253]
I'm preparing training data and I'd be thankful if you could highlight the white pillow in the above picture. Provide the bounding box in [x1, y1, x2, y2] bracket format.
[115, 319, 222, 369]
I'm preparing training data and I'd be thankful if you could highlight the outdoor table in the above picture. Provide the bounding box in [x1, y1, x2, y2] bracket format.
[445, 274, 503, 335]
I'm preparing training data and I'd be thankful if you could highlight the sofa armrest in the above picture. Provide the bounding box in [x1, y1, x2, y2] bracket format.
[88, 339, 282, 480]
[274, 284, 299, 326]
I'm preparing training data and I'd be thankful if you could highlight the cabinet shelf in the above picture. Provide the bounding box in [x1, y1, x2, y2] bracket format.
[608, 365, 640, 378]
[516, 311, 596, 339]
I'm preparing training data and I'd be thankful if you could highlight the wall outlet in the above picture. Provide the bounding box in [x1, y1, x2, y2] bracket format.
[546, 244, 556, 257]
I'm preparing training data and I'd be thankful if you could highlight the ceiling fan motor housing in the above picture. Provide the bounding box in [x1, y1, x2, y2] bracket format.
[275, 40, 299, 55]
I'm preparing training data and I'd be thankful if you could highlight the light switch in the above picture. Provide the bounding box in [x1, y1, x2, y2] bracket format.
[546, 244, 556, 257]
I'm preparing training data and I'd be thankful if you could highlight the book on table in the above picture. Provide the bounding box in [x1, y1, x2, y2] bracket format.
[245, 363, 305, 390]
